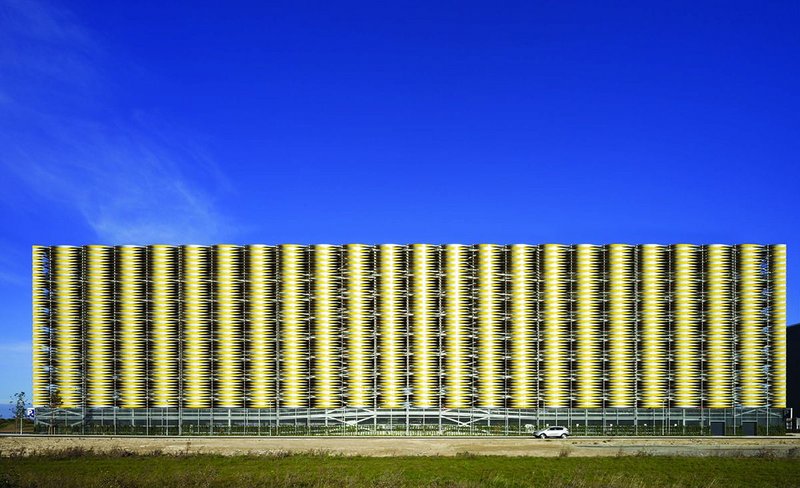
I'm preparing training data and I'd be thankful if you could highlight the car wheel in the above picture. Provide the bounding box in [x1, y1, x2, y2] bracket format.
[539, 434, 546, 439]
[560, 434, 567, 439]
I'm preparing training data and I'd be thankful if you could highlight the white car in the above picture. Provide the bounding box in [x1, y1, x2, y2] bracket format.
[534, 426, 570, 439]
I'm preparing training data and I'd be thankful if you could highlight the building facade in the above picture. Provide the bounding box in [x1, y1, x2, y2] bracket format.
[32, 244, 787, 434]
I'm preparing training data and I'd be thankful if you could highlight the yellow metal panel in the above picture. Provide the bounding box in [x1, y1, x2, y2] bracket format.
[182, 245, 212, 408]
[311, 245, 342, 408]
[769, 244, 787, 408]
[32, 246, 51, 407]
[38, 240, 787, 412]
[52, 246, 83, 408]
[509, 244, 536, 409]
[344, 244, 374, 408]
[638, 244, 668, 408]
[704, 245, 733, 408]
[574, 244, 602, 408]
[607, 244, 635, 408]
[476, 244, 504, 408]
[149, 245, 179, 407]
[737, 244, 767, 407]
[672, 244, 700, 408]
[214, 245, 244, 408]
[85, 245, 114, 407]
[410, 244, 440, 408]
[443, 244, 472, 408]
[245, 245, 277, 408]
[541, 244, 569, 408]
[117, 245, 147, 408]
[377, 244, 406, 408]
[279, 244, 309, 408]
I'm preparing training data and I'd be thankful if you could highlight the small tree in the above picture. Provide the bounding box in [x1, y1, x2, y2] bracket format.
[48, 389, 62, 434]
[12, 391, 27, 435]
[48, 389, 62, 409]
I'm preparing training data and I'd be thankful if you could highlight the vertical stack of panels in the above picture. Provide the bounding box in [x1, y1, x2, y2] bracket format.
[117, 246, 147, 408]
[344, 244, 375, 408]
[85, 245, 114, 408]
[704, 245, 733, 408]
[573, 245, 602, 408]
[638, 245, 668, 408]
[311, 245, 342, 409]
[182, 245, 212, 408]
[476, 244, 505, 408]
[768, 245, 787, 408]
[32, 243, 787, 409]
[410, 244, 440, 408]
[541, 244, 569, 408]
[671, 244, 701, 408]
[508, 245, 537, 409]
[606, 244, 636, 408]
[51, 246, 83, 408]
[214, 245, 244, 408]
[443, 244, 473, 409]
[737, 244, 767, 408]
[245, 245, 277, 408]
[377, 245, 407, 408]
[32, 246, 51, 407]
[149, 245, 179, 408]
[279, 245, 310, 408]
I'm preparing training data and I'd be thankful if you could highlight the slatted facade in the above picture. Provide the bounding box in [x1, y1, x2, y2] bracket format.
[32, 244, 787, 410]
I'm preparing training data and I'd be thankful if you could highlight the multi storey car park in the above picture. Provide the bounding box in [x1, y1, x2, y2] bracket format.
[31, 244, 786, 435]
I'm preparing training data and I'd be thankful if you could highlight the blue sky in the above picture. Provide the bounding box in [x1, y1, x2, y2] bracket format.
[0, 1, 798, 406]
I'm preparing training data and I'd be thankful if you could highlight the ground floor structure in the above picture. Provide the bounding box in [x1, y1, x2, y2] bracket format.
[33, 407, 787, 436]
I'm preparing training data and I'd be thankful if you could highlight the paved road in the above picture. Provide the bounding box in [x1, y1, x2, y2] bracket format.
[2, 435, 800, 457]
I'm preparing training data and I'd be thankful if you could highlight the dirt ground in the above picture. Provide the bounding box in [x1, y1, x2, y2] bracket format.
[2, 435, 800, 457]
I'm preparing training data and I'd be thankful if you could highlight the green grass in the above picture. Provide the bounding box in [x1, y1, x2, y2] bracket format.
[1, 450, 799, 487]
[0, 419, 34, 434]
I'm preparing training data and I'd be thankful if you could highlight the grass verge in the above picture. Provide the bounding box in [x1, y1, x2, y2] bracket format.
[1, 449, 798, 487]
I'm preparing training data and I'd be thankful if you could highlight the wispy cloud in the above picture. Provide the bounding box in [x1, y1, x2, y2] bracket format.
[0, 0, 238, 244]
[9, 119, 237, 244]
[0, 0, 96, 88]
[2, 0, 88, 44]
